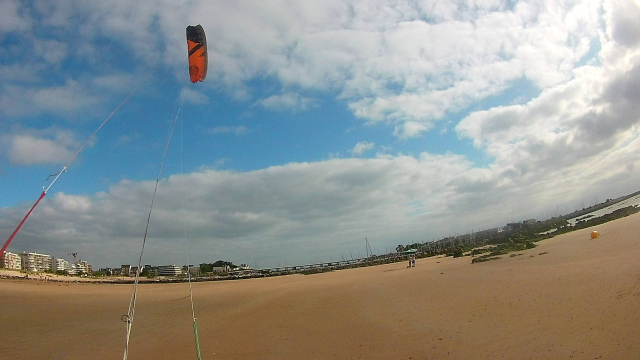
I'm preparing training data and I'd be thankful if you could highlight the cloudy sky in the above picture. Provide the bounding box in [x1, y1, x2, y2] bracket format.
[1, 0, 639, 269]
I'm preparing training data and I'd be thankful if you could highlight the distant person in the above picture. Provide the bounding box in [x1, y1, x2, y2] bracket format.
[408, 255, 415, 268]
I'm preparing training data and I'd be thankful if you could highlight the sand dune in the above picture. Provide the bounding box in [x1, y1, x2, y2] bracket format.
[2, 213, 640, 359]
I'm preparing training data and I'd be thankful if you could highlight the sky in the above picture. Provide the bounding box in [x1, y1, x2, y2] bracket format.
[1, 0, 640, 269]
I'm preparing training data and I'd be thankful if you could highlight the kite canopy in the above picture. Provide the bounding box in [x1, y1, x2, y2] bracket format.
[186, 25, 208, 83]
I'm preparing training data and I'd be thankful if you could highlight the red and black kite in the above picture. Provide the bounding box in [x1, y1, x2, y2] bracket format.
[186, 25, 207, 83]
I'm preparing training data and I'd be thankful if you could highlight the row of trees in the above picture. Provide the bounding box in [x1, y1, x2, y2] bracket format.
[199, 260, 237, 274]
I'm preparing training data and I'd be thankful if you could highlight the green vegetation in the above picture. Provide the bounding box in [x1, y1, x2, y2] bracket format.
[470, 248, 490, 256]
[574, 206, 640, 228]
[471, 256, 501, 263]
[469, 205, 639, 264]
[200, 260, 237, 274]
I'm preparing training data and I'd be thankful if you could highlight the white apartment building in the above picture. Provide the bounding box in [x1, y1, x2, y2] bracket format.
[74, 260, 91, 274]
[20, 252, 52, 272]
[1, 251, 21, 270]
[158, 265, 181, 276]
[51, 257, 71, 273]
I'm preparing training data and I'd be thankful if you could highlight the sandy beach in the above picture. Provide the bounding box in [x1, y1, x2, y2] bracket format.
[2, 213, 640, 359]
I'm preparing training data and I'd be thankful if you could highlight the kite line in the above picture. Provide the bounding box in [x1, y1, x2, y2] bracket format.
[0, 65, 160, 256]
[122, 83, 186, 360]
[181, 106, 203, 360]
[122, 23, 208, 359]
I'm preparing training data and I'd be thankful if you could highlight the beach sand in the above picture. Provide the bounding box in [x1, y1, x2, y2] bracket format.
[2, 213, 640, 359]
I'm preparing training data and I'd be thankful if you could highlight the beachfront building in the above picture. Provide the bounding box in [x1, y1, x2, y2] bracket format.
[74, 262, 85, 274]
[98, 267, 114, 276]
[1, 251, 21, 270]
[74, 260, 92, 275]
[211, 265, 230, 274]
[20, 252, 52, 272]
[158, 265, 181, 276]
[121, 265, 131, 276]
[147, 267, 159, 277]
[51, 257, 71, 273]
[182, 265, 201, 277]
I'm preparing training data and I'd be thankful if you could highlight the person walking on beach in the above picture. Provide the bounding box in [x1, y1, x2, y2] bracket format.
[408, 254, 416, 268]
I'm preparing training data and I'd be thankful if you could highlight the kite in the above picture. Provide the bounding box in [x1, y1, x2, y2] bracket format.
[186, 25, 208, 83]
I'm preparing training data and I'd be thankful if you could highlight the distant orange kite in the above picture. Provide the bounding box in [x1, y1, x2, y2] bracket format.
[186, 25, 208, 83]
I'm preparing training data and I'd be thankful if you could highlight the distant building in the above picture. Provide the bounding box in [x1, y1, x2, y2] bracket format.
[51, 257, 71, 273]
[74, 260, 92, 275]
[146, 267, 159, 277]
[121, 265, 132, 276]
[1, 251, 21, 270]
[99, 267, 115, 276]
[183, 265, 201, 277]
[158, 265, 181, 276]
[211, 265, 230, 274]
[21, 252, 51, 272]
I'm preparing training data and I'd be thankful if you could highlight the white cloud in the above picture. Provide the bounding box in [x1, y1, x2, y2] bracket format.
[0, 0, 32, 33]
[0, 0, 606, 136]
[1, 128, 82, 165]
[393, 121, 432, 140]
[0, 81, 102, 118]
[92, 73, 141, 93]
[34, 39, 69, 65]
[351, 141, 375, 155]
[455, 0, 640, 194]
[206, 126, 249, 135]
[255, 92, 317, 112]
[607, 0, 640, 47]
[458, 62, 640, 172]
[0, 64, 44, 83]
[180, 87, 209, 105]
